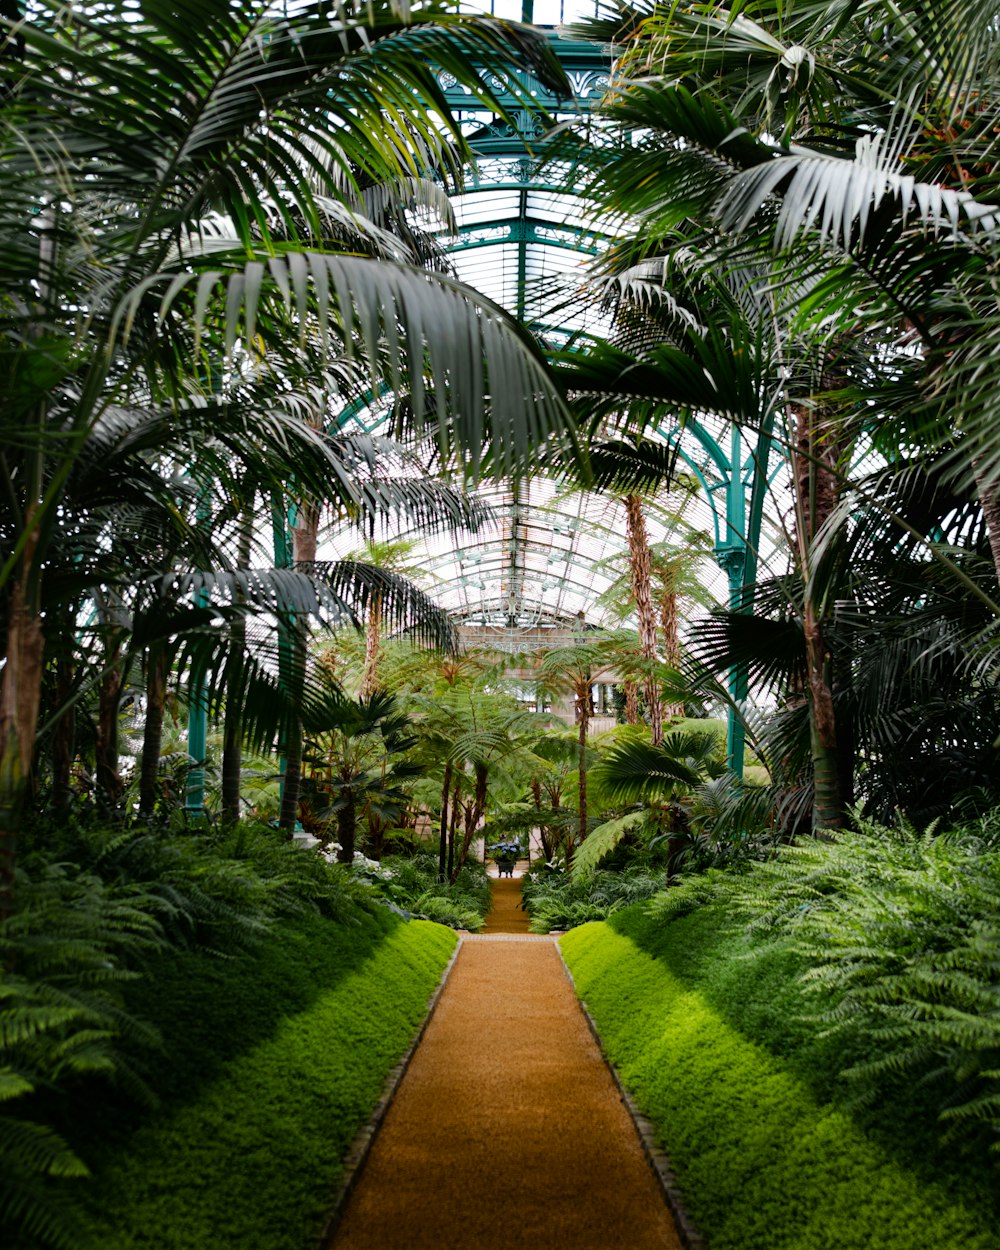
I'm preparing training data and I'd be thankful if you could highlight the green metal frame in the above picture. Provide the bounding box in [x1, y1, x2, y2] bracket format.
[442, 33, 774, 774]
[245, 20, 774, 786]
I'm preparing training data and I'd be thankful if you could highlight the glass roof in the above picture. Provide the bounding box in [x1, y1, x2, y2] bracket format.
[319, 15, 787, 634]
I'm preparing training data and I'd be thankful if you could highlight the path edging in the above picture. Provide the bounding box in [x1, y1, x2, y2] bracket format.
[316, 929, 465, 1249]
[553, 937, 708, 1250]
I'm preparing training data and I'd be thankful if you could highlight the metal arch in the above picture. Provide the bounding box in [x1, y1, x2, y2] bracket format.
[262, 23, 776, 779]
[436, 31, 775, 771]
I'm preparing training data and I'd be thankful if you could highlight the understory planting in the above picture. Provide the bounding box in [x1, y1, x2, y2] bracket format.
[4, 0, 1000, 1245]
[561, 815, 1000, 1250]
[0, 819, 454, 1249]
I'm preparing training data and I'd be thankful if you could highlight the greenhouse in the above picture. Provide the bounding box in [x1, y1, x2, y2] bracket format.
[2, 1, 1000, 1248]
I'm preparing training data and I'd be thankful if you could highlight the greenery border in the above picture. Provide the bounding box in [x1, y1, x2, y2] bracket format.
[555, 937, 707, 1250]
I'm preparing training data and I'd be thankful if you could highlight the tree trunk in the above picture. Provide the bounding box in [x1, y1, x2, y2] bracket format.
[451, 761, 487, 882]
[574, 675, 591, 859]
[95, 637, 124, 817]
[50, 603, 76, 814]
[139, 646, 168, 817]
[335, 789, 356, 863]
[278, 696, 303, 831]
[360, 592, 384, 700]
[447, 776, 461, 880]
[291, 498, 320, 565]
[791, 365, 848, 832]
[0, 531, 44, 921]
[531, 777, 552, 861]
[624, 494, 663, 745]
[623, 679, 639, 725]
[279, 503, 318, 831]
[803, 600, 843, 831]
[659, 582, 685, 720]
[438, 762, 452, 881]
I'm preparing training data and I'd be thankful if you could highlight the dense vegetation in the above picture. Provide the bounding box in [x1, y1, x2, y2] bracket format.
[4, 0, 1000, 1245]
[1, 818, 456, 1249]
[78, 916, 454, 1250]
[561, 816, 1000, 1249]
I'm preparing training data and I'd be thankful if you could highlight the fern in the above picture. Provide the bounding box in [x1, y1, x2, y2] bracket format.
[572, 811, 649, 876]
[675, 815, 1000, 1150]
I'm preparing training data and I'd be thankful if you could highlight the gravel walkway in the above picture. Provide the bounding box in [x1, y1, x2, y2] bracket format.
[326, 877, 682, 1250]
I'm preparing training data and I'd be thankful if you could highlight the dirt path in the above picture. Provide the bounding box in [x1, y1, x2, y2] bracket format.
[326, 879, 682, 1250]
[482, 869, 532, 933]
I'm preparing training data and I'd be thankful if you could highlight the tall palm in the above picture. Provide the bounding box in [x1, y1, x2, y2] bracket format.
[0, 0, 575, 906]
[554, 2, 954, 827]
[533, 632, 625, 856]
[569, 0, 1000, 581]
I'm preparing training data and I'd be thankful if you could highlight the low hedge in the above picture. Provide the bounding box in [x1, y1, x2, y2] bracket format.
[560, 918, 997, 1250]
[77, 914, 456, 1250]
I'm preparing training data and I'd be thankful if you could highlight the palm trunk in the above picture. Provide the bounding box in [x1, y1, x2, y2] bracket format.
[575, 675, 591, 858]
[792, 366, 848, 832]
[95, 638, 124, 817]
[451, 761, 487, 882]
[623, 679, 639, 724]
[51, 603, 76, 814]
[438, 762, 452, 881]
[803, 600, 843, 830]
[278, 503, 319, 832]
[624, 495, 663, 745]
[447, 777, 461, 879]
[659, 583, 685, 720]
[0, 530, 44, 921]
[139, 646, 169, 817]
[291, 498, 320, 565]
[335, 788, 356, 863]
[278, 684, 303, 831]
[531, 777, 552, 861]
[359, 592, 383, 700]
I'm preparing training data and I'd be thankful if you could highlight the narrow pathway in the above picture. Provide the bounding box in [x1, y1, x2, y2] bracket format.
[327, 877, 682, 1250]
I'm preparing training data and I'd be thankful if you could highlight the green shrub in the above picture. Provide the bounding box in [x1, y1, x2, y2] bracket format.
[643, 815, 1000, 1151]
[356, 853, 492, 930]
[410, 892, 484, 931]
[0, 821, 386, 1249]
[561, 920, 998, 1250]
[78, 918, 455, 1250]
[521, 865, 664, 932]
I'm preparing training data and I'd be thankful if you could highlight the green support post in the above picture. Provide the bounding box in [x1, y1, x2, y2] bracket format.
[271, 492, 296, 805]
[185, 658, 208, 815]
[716, 546, 748, 777]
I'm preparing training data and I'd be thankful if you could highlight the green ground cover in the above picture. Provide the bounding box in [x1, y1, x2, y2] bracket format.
[73, 912, 455, 1250]
[561, 913, 999, 1250]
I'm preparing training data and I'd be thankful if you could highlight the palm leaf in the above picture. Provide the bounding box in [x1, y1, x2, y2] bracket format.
[591, 739, 700, 804]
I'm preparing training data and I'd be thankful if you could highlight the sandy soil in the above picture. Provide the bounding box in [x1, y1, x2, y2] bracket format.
[326, 879, 682, 1250]
[481, 874, 533, 934]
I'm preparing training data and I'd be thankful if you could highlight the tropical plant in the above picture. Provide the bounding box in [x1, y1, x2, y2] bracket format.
[301, 689, 422, 863]
[558, 0, 1000, 831]
[0, 0, 575, 912]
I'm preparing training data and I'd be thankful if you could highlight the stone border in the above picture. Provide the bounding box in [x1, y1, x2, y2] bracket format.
[554, 939, 708, 1250]
[316, 932, 464, 1249]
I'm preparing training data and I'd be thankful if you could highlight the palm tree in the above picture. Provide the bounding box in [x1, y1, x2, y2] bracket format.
[302, 690, 420, 864]
[532, 632, 625, 857]
[0, 0, 576, 908]
[553, 0, 988, 829]
[568, 0, 1000, 583]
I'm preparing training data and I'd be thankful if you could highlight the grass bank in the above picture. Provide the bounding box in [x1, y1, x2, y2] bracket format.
[561, 912, 998, 1250]
[75, 912, 456, 1250]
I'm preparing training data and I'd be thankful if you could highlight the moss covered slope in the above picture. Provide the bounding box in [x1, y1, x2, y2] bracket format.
[80, 915, 456, 1250]
[560, 918, 997, 1250]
